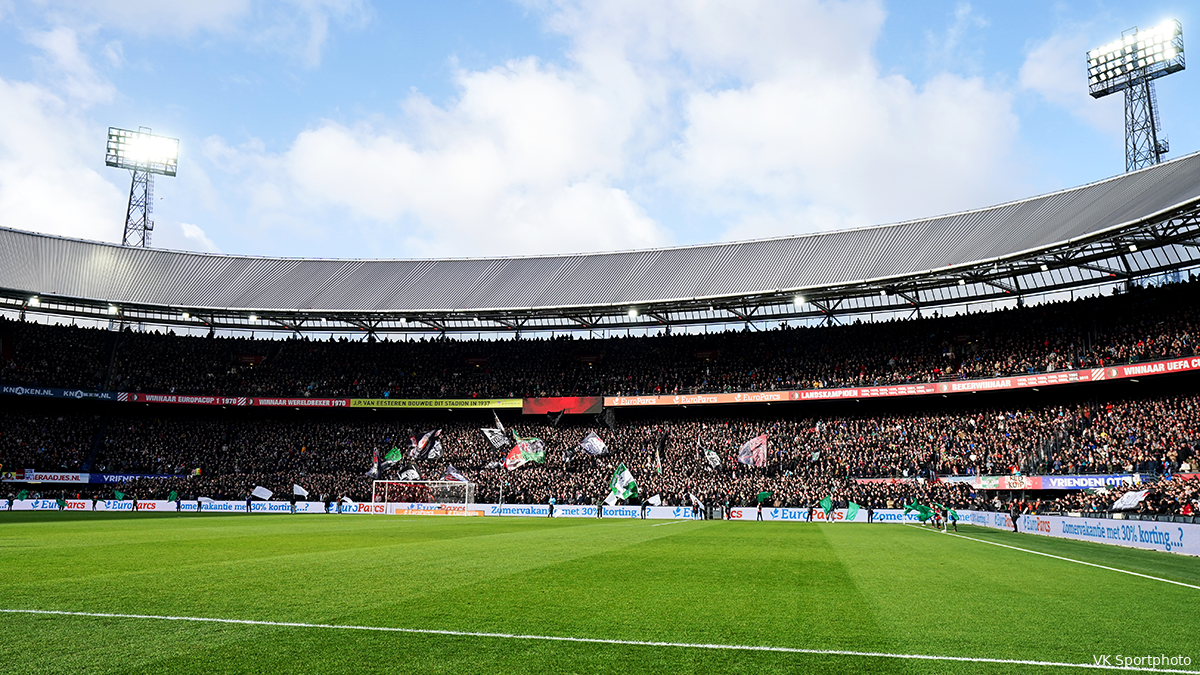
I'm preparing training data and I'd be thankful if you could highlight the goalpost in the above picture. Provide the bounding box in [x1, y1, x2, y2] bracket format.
[372, 480, 475, 505]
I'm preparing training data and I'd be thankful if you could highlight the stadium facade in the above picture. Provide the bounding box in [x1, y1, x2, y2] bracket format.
[3, 152, 1200, 335]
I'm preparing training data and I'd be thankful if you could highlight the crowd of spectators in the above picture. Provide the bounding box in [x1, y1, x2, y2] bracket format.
[0, 411, 98, 472]
[4, 392, 1197, 514]
[2, 278, 1198, 400]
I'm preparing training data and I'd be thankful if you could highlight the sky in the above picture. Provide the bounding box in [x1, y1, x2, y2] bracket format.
[0, 0, 1195, 260]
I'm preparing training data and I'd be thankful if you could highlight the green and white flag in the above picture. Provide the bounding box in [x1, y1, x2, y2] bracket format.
[168, 491, 179, 502]
[846, 502, 860, 521]
[756, 491, 773, 504]
[56, 498, 67, 509]
[114, 490, 126, 500]
[609, 463, 638, 500]
[819, 495, 833, 516]
[16, 489, 28, 500]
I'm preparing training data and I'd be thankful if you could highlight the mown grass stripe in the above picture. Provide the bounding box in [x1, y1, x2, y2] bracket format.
[2, 608, 1197, 674]
[903, 524, 1200, 590]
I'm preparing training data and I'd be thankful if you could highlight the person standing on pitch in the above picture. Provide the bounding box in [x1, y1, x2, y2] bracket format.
[1009, 501, 1020, 533]
[756, 501, 763, 521]
[548, 495, 555, 518]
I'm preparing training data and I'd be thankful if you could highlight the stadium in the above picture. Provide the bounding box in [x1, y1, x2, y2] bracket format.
[3, 6, 1200, 675]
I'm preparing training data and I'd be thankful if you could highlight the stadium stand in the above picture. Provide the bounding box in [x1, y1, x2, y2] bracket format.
[2, 278, 1198, 399]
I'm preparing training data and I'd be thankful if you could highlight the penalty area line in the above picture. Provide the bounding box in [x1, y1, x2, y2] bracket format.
[650, 520, 690, 527]
[903, 524, 1200, 591]
[2, 609, 1198, 673]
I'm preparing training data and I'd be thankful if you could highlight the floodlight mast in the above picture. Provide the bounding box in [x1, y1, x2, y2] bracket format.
[1087, 20, 1185, 172]
[105, 126, 179, 247]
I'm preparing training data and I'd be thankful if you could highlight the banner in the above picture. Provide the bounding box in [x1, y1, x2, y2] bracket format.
[522, 397, 604, 415]
[550, 504, 597, 518]
[179, 501, 199, 512]
[598, 505, 642, 519]
[249, 501, 294, 513]
[384, 502, 478, 516]
[482, 504, 551, 517]
[292, 501, 327, 514]
[1038, 475, 1142, 490]
[604, 356, 1200, 408]
[959, 510, 1200, 557]
[0, 500, 7, 510]
[645, 505, 694, 519]
[972, 474, 1142, 490]
[119, 393, 349, 407]
[1, 385, 118, 401]
[199, 500, 247, 513]
[336, 502, 387, 514]
[3, 471, 89, 483]
[11, 499, 58, 511]
[94, 499, 135, 511]
[134, 500, 177, 512]
[350, 398, 521, 409]
[973, 475, 1044, 490]
[89, 473, 178, 484]
[726, 507, 872, 522]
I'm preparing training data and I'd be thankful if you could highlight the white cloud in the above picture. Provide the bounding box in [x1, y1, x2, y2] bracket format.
[567, 0, 1023, 233]
[1020, 31, 1121, 133]
[27, 0, 367, 67]
[180, 223, 221, 252]
[0, 76, 125, 242]
[26, 26, 114, 104]
[923, 3, 990, 73]
[212, 54, 666, 256]
[197, 0, 1027, 257]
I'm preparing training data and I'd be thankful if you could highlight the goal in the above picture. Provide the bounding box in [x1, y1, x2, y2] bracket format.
[372, 480, 475, 505]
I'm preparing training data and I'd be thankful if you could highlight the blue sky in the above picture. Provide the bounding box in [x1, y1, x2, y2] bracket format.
[0, 1, 1195, 259]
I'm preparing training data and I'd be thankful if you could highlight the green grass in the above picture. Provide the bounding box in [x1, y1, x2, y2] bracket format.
[0, 513, 1197, 674]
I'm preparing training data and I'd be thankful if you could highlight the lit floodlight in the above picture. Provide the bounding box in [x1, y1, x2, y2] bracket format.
[181, 312, 190, 319]
[628, 308, 638, 318]
[28, 296, 39, 307]
[1129, 244, 1138, 252]
[249, 314, 258, 322]
[106, 128, 179, 176]
[107, 304, 119, 315]
[1088, 20, 1185, 171]
[793, 295, 805, 305]
[105, 126, 179, 248]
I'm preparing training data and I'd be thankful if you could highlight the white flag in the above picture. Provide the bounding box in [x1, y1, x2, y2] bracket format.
[1111, 490, 1149, 510]
[293, 484, 309, 497]
[579, 431, 608, 456]
[604, 493, 618, 506]
[481, 428, 509, 449]
[341, 496, 354, 504]
[197, 497, 214, 503]
[251, 486, 273, 500]
[648, 494, 662, 506]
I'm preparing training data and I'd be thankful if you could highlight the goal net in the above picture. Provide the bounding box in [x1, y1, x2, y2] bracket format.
[372, 480, 475, 505]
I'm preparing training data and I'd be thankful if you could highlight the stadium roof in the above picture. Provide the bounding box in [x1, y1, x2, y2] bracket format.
[4, 151, 1200, 334]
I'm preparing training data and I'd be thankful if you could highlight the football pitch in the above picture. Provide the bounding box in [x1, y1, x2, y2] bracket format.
[1, 513, 1197, 674]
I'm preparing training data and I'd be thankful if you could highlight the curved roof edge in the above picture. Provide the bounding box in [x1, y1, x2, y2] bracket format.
[2, 152, 1200, 324]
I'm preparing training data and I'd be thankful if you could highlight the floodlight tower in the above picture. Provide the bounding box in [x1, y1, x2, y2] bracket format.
[105, 127, 179, 247]
[1088, 21, 1185, 172]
